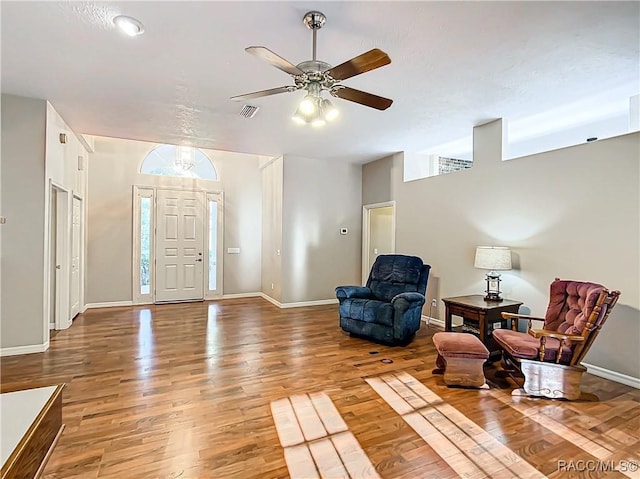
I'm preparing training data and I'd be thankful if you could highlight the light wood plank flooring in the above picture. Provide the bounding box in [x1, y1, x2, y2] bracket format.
[1, 298, 638, 478]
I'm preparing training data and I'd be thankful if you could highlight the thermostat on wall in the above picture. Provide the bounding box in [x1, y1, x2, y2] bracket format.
[340, 228, 348, 235]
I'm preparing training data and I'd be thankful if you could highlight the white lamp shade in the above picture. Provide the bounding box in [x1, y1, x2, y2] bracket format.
[474, 246, 512, 270]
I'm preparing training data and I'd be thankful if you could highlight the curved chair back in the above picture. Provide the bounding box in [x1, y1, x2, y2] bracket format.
[366, 255, 429, 302]
[543, 279, 620, 366]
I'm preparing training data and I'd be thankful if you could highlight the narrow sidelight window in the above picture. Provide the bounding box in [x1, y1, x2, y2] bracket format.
[208, 200, 218, 291]
[140, 197, 151, 295]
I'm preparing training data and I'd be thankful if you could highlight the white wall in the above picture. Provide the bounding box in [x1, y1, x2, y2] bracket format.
[363, 121, 639, 378]
[45, 103, 87, 196]
[280, 155, 362, 303]
[44, 103, 89, 330]
[261, 156, 283, 302]
[1, 95, 47, 351]
[86, 136, 264, 303]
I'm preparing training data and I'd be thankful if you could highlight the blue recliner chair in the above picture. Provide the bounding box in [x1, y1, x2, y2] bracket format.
[336, 254, 430, 345]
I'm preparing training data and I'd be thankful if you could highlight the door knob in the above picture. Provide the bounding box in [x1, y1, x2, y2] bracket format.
[196, 258, 203, 262]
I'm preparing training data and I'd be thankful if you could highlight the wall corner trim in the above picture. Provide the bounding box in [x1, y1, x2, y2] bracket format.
[0, 341, 50, 357]
[582, 362, 640, 389]
[84, 301, 134, 309]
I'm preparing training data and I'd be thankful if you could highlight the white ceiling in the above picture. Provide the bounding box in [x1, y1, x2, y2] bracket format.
[2, 1, 638, 164]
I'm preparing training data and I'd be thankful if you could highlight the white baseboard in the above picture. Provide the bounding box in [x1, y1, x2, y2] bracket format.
[84, 301, 134, 309]
[0, 341, 50, 357]
[279, 298, 338, 309]
[260, 293, 338, 309]
[221, 292, 262, 300]
[421, 315, 445, 329]
[260, 293, 281, 308]
[583, 362, 640, 389]
[49, 322, 55, 330]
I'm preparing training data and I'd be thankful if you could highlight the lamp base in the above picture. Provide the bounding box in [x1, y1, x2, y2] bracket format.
[484, 293, 503, 302]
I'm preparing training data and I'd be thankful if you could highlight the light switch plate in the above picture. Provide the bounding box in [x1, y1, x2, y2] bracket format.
[227, 247, 240, 254]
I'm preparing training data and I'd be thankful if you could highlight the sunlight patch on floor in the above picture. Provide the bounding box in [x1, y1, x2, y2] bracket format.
[271, 392, 380, 479]
[367, 372, 546, 479]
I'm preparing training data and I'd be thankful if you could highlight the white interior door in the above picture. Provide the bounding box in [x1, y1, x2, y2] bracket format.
[50, 183, 71, 330]
[155, 189, 205, 302]
[69, 197, 81, 318]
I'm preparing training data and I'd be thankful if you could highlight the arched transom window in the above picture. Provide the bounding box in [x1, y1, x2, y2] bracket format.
[140, 145, 218, 179]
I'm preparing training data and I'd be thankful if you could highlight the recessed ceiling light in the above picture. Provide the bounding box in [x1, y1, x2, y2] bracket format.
[113, 15, 144, 37]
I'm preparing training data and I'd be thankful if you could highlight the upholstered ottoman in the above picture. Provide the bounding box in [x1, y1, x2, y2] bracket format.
[432, 332, 489, 388]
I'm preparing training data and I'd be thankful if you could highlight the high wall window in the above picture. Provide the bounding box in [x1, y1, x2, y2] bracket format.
[404, 135, 473, 182]
[140, 145, 218, 180]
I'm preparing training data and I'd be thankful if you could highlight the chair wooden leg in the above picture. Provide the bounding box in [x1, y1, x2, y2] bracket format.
[495, 355, 521, 379]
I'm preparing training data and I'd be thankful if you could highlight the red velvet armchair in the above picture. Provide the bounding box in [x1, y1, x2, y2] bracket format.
[493, 279, 620, 400]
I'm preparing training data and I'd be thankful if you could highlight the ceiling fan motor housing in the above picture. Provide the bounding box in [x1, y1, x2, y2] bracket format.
[303, 11, 326, 30]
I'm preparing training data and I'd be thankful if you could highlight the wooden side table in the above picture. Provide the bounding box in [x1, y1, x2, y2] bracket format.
[442, 295, 523, 360]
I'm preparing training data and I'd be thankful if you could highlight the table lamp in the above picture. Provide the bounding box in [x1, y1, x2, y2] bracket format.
[474, 246, 512, 301]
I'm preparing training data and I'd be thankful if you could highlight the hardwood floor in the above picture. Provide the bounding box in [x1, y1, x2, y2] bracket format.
[1, 298, 638, 478]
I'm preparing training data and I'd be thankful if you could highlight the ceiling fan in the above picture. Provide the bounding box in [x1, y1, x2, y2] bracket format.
[230, 11, 393, 126]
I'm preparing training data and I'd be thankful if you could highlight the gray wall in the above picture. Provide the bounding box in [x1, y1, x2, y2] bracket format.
[87, 136, 263, 303]
[281, 155, 362, 303]
[372, 120, 639, 378]
[362, 154, 394, 205]
[1, 94, 47, 349]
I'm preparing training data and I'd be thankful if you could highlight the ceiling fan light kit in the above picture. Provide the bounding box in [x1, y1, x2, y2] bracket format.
[231, 11, 393, 127]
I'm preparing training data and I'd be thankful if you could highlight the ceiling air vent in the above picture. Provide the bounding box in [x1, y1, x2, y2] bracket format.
[239, 105, 259, 118]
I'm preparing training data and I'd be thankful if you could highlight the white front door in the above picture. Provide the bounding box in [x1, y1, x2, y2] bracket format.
[155, 189, 205, 302]
[69, 197, 81, 318]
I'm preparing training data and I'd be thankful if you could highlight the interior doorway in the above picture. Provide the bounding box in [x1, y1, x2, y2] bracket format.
[362, 202, 396, 284]
[48, 183, 71, 330]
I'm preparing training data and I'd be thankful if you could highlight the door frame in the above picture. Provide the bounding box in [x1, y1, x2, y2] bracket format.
[362, 201, 396, 284]
[69, 194, 84, 319]
[132, 186, 155, 304]
[46, 180, 72, 330]
[205, 191, 224, 300]
[132, 185, 224, 304]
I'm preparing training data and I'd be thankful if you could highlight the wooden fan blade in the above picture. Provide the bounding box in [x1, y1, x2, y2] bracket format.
[332, 86, 393, 110]
[245, 46, 304, 76]
[230, 86, 295, 101]
[326, 48, 391, 81]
